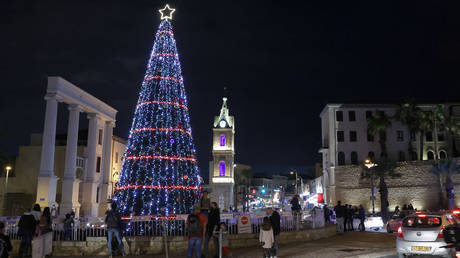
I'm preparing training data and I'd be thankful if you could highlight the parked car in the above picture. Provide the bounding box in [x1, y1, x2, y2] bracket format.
[387, 213, 405, 233]
[396, 213, 454, 258]
[364, 215, 384, 231]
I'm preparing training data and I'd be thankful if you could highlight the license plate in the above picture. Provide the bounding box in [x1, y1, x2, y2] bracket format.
[411, 246, 431, 252]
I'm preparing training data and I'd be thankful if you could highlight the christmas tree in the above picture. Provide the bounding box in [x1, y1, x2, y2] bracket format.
[114, 5, 201, 217]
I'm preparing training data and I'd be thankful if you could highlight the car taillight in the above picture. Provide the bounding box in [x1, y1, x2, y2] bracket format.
[438, 228, 444, 239]
[397, 226, 403, 238]
[455, 251, 460, 258]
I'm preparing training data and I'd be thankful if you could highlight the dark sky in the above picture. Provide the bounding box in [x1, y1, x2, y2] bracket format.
[2, 1, 460, 180]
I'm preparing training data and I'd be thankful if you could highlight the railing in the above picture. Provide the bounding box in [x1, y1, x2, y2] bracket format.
[6, 214, 298, 241]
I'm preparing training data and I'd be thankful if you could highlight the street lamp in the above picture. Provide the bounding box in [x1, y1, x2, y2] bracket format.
[364, 158, 377, 216]
[2, 165, 12, 215]
[290, 170, 298, 194]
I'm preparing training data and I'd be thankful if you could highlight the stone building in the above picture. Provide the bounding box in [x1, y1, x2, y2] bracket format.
[319, 102, 460, 209]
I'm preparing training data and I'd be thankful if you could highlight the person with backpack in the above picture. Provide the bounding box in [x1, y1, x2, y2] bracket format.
[186, 205, 207, 258]
[17, 209, 35, 257]
[0, 222, 12, 258]
[105, 202, 125, 258]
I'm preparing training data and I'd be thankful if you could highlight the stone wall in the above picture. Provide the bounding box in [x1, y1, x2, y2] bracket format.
[334, 159, 460, 212]
[10, 226, 336, 256]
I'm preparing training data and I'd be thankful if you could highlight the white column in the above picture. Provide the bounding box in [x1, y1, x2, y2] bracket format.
[81, 113, 101, 216]
[36, 93, 61, 208]
[98, 121, 115, 216]
[60, 104, 82, 215]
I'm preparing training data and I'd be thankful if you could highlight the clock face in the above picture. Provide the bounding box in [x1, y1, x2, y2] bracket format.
[219, 120, 227, 128]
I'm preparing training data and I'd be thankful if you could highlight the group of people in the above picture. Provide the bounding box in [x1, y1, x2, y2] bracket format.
[16, 203, 53, 257]
[333, 201, 366, 234]
[259, 207, 280, 258]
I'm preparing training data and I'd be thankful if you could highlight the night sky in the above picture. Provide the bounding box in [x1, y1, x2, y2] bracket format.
[2, 1, 460, 181]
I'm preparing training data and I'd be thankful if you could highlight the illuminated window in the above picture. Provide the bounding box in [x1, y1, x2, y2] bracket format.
[220, 134, 225, 146]
[219, 162, 225, 176]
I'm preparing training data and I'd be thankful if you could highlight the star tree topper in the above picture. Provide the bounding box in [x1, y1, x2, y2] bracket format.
[159, 4, 175, 20]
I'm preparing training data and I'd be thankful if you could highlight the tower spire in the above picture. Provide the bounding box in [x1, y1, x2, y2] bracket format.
[214, 97, 234, 128]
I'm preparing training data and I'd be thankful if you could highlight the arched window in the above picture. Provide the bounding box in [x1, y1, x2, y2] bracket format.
[410, 151, 418, 161]
[351, 151, 358, 165]
[338, 152, 345, 166]
[220, 134, 225, 146]
[439, 150, 447, 160]
[219, 161, 225, 176]
[368, 152, 375, 159]
[398, 151, 405, 162]
[427, 151, 434, 160]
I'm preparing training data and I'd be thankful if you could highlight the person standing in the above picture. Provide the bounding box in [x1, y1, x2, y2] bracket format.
[203, 202, 220, 258]
[358, 205, 365, 231]
[200, 191, 211, 218]
[347, 205, 355, 231]
[17, 209, 35, 257]
[63, 213, 74, 240]
[105, 202, 125, 258]
[334, 201, 345, 235]
[343, 204, 349, 231]
[186, 205, 207, 258]
[39, 207, 52, 234]
[259, 217, 274, 258]
[267, 207, 280, 258]
[323, 205, 330, 223]
[0, 222, 12, 258]
[290, 195, 301, 228]
[31, 204, 41, 223]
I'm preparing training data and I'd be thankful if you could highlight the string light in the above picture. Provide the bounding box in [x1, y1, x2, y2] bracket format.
[130, 127, 192, 136]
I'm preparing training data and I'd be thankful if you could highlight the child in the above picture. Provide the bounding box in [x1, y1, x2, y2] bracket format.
[0, 222, 12, 258]
[63, 213, 74, 240]
[259, 217, 274, 258]
[218, 222, 231, 257]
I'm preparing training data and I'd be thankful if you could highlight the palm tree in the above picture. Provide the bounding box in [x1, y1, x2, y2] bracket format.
[433, 104, 460, 158]
[367, 110, 392, 158]
[394, 102, 423, 160]
[361, 159, 400, 222]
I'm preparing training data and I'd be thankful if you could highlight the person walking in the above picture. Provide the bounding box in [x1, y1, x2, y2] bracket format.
[259, 217, 274, 258]
[200, 190, 211, 218]
[17, 209, 35, 257]
[334, 201, 345, 235]
[63, 213, 74, 240]
[267, 207, 280, 258]
[358, 205, 365, 231]
[0, 222, 12, 258]
[203, 202, 220, 258]
[186, 205, 207, 258]
[105, 202, 125, 258]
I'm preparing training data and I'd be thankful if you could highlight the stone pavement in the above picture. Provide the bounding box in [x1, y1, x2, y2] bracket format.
[63, 231, 397, 258]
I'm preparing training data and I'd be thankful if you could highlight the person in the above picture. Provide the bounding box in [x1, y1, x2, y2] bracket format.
[39, 207, 52, 234]
[334, 201, 345, 235]
[267, 207, 280, 258]
[347, 205, 354, 231]
[394, 206, 400, 214]
[408, 203, 414, 211]
[324, 205, 330, 223]
[0, 222, 12, 258]
[358, 205, 365, 231]
[31, 204, 42, 223]
[200, 190, 211, 218]
[63, 213, 74, 240]
[218, 222, 231, 258]
[51, 204, 57, 218]
[186, 205, 207, 258]
[259, 217, 274, 258]
[204, 202, 220, 258]
[105, 202, 125, 258]
[17, 209, 35, 257]
[290, 195, 301, 226]
[343, 204, 349, 231]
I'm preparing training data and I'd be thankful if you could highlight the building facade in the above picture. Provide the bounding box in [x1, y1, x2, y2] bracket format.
[319, 103, 460, 208]
[209, 97, 235, 210]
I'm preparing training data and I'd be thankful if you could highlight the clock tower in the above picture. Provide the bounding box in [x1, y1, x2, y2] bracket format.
[209, 97, 235, 210]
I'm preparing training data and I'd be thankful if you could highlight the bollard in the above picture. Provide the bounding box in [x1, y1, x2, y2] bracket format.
[219, 229, 222, 258]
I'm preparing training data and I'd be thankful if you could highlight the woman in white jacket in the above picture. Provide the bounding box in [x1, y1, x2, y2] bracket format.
[259, 217, 274, 258]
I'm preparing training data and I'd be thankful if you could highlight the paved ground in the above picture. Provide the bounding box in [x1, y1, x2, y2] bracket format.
[65, 231, 399, 258]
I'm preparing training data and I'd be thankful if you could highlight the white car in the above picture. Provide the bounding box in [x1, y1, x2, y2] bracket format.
[364, 216, 384, 230]
[396, 213, 454, 258]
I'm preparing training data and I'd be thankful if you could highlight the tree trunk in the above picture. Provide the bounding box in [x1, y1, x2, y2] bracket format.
[446, 175, 455, 210]
[420, 130, 425, 160]
[434, 119, 439, 160]
[379, 176, 389, 223]
[438, 175, 445, 210]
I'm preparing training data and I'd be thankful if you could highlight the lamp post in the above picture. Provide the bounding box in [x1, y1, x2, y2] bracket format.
[290, 170, 298, 194]
[364, 158, 377, 216]
[2, 165, 12, 215]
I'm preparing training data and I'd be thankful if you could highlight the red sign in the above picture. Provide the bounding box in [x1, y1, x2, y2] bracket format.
[241, 216, 249, 225]
[318, 193, 324, 203]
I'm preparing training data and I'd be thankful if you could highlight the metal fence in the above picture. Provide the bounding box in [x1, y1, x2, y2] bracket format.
[6, 214, 297, 242]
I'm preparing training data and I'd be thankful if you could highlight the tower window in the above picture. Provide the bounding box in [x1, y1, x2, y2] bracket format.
[337, 131, 344, 142]
[336, 111, 343, 122]
[98, 129, 103, 145]
[220, 134, 225, 146]
[96, 157, 101, 173]
[219, 162, 225, 177]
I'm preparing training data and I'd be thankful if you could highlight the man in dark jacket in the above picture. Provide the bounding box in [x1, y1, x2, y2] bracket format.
[358, 205, 366, 231]
[334, 201, 345, 235]
[267, 207, 280, 258]
[105, 202, 125, 258]
[0, 222, 12, 258]
[17, 209, 35, 257]
[203, 202, 220, 258]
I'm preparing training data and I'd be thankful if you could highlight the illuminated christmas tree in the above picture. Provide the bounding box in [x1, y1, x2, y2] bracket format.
[114, 5, 201, 217]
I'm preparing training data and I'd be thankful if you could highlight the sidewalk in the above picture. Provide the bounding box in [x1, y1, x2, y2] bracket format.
[62, 231, 396, 258]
